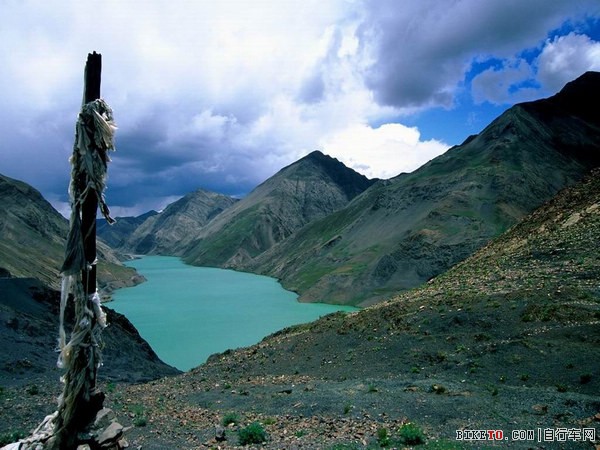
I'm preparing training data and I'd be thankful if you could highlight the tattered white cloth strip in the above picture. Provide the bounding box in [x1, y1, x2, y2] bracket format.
[62, 99, 117, 276]
[73, 99, 117, 224]
[59, 98, 115, 363]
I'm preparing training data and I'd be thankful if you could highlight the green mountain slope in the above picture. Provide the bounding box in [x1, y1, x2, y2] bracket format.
[183, 151, 375, 267]
[0, 173, 140, 293]
[249, 72, 600, 306]
[121, 189, 238, 255]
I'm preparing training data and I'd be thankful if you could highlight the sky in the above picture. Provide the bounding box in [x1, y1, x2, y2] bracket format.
[1, 0, 599, 217]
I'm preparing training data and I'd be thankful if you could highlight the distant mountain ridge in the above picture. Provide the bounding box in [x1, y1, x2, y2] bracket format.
[182, 151, 376, 267]
[245, 72, 600, 305]
[122, 189, 238, 255]
[97, 210, 158, 249]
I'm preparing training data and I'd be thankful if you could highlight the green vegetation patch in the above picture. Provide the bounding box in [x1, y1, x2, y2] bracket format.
[399, 422, 426, 445]
[238, 421, 267, 445]
[222, 412, 240, 426]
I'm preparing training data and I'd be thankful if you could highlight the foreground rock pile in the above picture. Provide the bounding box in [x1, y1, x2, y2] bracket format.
[0, 407, 130, 450]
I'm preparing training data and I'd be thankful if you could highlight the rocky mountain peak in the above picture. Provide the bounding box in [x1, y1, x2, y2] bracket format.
[183, 151, 376, 267]
[531, 71, 600, 124]
[118, 188, 237, 255]
[274, 150, 374, 201]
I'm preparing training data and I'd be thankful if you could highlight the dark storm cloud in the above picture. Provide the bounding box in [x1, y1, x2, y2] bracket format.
[358, 0, 598, 109]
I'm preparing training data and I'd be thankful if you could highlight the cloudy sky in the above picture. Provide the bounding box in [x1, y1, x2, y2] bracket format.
[1, 0, 599, 217]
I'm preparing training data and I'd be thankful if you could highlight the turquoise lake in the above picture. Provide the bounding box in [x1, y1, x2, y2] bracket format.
[109, 256, 357, 371]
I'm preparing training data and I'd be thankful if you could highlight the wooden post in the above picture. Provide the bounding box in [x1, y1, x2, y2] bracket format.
[52, 52, 106, 449]
[81, 51, 101, 296]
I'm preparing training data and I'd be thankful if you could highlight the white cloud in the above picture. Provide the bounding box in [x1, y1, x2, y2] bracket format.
[537, 32, 600, 92]
[471, 32, 600, 105]
[471, 60, 536, 105]
[320, 123, 449, 179]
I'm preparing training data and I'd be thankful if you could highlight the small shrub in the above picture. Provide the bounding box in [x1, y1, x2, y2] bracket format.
[131, 404, 147, 427]
[367, 384, 378, 393]
[556, 384, 568, 392]
[26, 385, 39, 395]
[411, 366, 421, 374]
[222, 412, 240, 426]
[326, 444, 362, 450]
[343, 403, 352, 415]
[133, 416, 147, 427]
[131, 404, 145, 416]
[399, 422, 425, 445]
[519, 373, 529, 382]
[263, 417, 277, 425]
[377, 427, 391, 447]
[238, 422, 267, 445]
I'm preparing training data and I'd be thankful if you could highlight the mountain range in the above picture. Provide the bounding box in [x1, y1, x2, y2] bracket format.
[124, 189, 237, 255]
[245, 72, 600, 305]
[99, 71, 600, 306]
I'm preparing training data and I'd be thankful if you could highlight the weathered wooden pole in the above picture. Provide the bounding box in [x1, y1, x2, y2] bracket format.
[81, 51, 101, 297]
[52, 51, 112, 449]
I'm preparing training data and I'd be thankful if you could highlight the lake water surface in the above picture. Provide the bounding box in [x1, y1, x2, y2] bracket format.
[110, 256, 357, 371]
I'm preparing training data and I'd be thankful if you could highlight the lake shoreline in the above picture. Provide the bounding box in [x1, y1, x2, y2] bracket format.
[109, 256, 357, 371]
